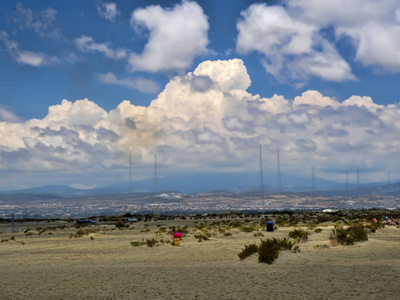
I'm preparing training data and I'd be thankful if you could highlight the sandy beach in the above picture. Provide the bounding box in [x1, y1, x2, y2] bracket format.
[1, 214, 400, 299]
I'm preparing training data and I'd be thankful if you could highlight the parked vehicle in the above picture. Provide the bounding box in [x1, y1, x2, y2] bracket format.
[77, 218, 96, 224]
[124, 217, 138, 222]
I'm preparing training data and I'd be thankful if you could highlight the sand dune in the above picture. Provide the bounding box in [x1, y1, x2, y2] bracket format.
[1, 217, 400, 299]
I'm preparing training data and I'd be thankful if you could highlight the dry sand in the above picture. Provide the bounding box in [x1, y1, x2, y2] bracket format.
[1, 218, 400, 299]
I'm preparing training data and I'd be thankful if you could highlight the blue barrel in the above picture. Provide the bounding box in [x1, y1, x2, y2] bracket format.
[266, 221, 274, 232]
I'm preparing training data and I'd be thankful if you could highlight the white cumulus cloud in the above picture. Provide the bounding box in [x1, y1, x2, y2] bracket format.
[237, 0, 400, 83]
[128, 0, 209, 73]
[0, 30, 58, 66]
[96, 1, 121, 22]
[96, 72, 160, 93]
[1, 59, 400, 186]
[286, 0, 400, 72]
[75, 35, 128, 60]
[236, 3, 355, 85]
[13, 3, 61, 39]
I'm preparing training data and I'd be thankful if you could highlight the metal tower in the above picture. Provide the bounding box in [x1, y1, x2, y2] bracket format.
[154, 153, 157, 194]
[259, 145, 264, 199]
[129, 151, 132, 194]
[357, 166, 360, 198]
[312, 167, 315, 200]
[277, 149, 282, 194]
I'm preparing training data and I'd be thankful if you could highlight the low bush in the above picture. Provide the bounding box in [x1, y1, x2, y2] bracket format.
[238, 243, 259, 260]
[131, 241, 145, 247]
[314, 228, 323, 233]
[367, 221, 385, 233]
[194, 233, 209, 242]
[330, 223, 368, 245]
[146, 238, 158, 247]
[253, 232, 264, 237]
[278, 237, 295, 250]
[240, 225, 257, 233]
[258, 238, 282, 264]
[71, 228, 98, 238]
[314, 244, 329, 249]
[237, 238, 296, 264]
[288, 229, 310, 242]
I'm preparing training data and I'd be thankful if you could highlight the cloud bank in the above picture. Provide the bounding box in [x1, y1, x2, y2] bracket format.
[0, 59, 399, 186]
[237, 0, 400, 84]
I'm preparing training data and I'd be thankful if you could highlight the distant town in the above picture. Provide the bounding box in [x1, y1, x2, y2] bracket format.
[1, 190, 400, 219]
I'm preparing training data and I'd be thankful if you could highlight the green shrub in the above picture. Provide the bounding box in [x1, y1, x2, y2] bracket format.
[348, 223, 368, 242]
[258, 238, 282, 264]
[194, 233, 209, 242]
[241, 225, 257, 232]
[368, 221, 384, 233]
[253, 232, 264, 237]
[288, 229, 310, 242]
[72, 228, 98, 238]
[314, 244, 329, 249]
[278, 237, 295, 250]
[131, 241, 144, 247]
[237, 238, 296, 264]
[146, 238, 158, 247]
[238, 243, 259, 260]
[314, 228, 323, 233]
[330, 223, 368, 245]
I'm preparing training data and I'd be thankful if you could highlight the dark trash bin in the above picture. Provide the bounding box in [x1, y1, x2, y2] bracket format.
[266, 222, 274, 232]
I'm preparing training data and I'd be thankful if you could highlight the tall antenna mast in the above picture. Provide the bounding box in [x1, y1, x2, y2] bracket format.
[277, 148, 282, 194]
[388, 169, 391, 186]
[357, 165, 360, 198]
[154, 153, 157, 194]
[129, 151, 132, 194]
[259, 145, 264, 199]
[312, 167, 315, 200]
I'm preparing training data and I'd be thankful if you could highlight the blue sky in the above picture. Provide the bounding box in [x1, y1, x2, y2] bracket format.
[1, 0, 400, 190]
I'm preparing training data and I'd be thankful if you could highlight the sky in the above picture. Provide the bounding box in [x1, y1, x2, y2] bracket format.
[1, 0, 400, 191]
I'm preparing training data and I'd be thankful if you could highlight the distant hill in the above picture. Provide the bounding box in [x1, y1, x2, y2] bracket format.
[0, 171, 398, 199]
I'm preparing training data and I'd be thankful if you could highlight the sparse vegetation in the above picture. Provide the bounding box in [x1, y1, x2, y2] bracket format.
[258, 238, 284, 264]
[238, 243, 259, 260]
[146, 238, 158, 247]
[70, 228, 98, 238]
[131, 241, 145, 247]
[194, 233, 210, 242]
[330, 223, 368, 245]
[288, 229, 310, 242]
[314, 244, 329, 249]
[239, 238, 296, 264]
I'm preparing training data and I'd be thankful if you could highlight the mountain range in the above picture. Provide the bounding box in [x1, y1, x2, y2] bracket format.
[0, 171, 398, 198]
